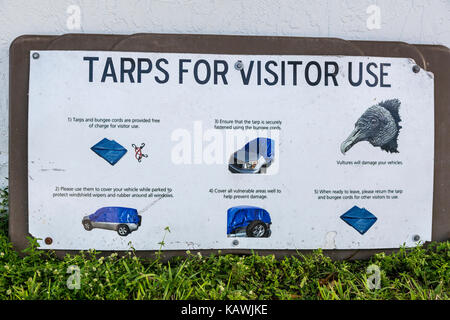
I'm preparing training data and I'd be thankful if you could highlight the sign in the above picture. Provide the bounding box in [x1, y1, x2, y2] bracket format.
[28, 51, 434, 251]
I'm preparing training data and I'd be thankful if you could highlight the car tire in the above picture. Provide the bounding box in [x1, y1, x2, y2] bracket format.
[246, 220, 267, 238]
[264, 229, 271, 238]
[82, 220, 93, 231]
[117, 224, 130, 236]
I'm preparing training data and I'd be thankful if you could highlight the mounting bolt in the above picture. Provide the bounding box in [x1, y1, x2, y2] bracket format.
[44, 237, 53, 245]
[234, 60, 243, 71]
[32, 52, 40, 59]
[232, 239, 239, 246]
[412, 65, 420, 73]
[413, 234, 420, 241]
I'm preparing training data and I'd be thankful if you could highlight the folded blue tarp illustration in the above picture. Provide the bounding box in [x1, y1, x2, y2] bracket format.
[340, 206, 377, 235]
[91, 138, 127, 165]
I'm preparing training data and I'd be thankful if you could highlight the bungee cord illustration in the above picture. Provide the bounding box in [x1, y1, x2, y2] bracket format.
[132, 143, 148, 162]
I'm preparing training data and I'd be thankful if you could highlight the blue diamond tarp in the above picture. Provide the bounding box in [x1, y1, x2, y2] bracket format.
[91, 138, 127, 165]
[340, 206, 377, 235]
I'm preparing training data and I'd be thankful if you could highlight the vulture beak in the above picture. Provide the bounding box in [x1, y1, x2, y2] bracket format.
[341, 127, 363, 155]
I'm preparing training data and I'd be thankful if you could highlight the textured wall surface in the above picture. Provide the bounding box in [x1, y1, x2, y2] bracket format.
[0, 0, 449, 187]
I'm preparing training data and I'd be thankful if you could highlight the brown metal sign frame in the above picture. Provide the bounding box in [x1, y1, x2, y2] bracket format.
[9, 34, 450, 259]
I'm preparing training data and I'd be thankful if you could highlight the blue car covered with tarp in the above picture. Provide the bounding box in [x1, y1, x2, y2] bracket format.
[227, 206, 272, 237]
[229, 138, 275, 174]
[82, 207, 141, 236]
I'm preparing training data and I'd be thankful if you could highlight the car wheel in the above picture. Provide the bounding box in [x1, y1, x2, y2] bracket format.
[117, 224, 130, 236]
[83, 220, 93, 231]
[246, 220, 267, 238]
[264, 229, 271, 238]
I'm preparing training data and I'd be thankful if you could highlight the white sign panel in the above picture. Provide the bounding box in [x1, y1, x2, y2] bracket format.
[28, 51, 434, 250]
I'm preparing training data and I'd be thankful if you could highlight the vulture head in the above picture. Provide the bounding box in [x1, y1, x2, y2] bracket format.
[340, 99, 401, 154]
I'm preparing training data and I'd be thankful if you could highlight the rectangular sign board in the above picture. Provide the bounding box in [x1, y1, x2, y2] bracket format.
[28, 50, 434, 251]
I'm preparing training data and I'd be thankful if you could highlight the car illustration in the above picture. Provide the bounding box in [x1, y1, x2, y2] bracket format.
[82, 207, 142, 236]
[227, 206, 272, 237]
[228, 138, 275, 174]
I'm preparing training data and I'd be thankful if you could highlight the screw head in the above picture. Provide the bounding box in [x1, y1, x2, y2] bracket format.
[412, 65, 420, 73]
[413, 235, 420, 241]
[234, 60, 243, 71]
[232, 239, 239, 246]
[32, 52, 40, 59]
[44, 237, 53, 245]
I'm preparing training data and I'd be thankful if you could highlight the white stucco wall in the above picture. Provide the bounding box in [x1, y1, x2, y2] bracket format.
[0, 0, 449, 187]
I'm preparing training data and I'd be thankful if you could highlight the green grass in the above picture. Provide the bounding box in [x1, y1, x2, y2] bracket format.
[0, 186, 448, 300]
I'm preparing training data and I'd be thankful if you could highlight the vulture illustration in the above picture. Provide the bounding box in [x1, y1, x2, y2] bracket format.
[340, 99, 401, 154]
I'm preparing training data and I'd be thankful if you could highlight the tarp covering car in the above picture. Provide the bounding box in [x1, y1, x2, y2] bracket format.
[229, 138, 275, 173]
[240, 138, 274, 162]
[227, 205, 271, 235]
[89, 207, 140, 224]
